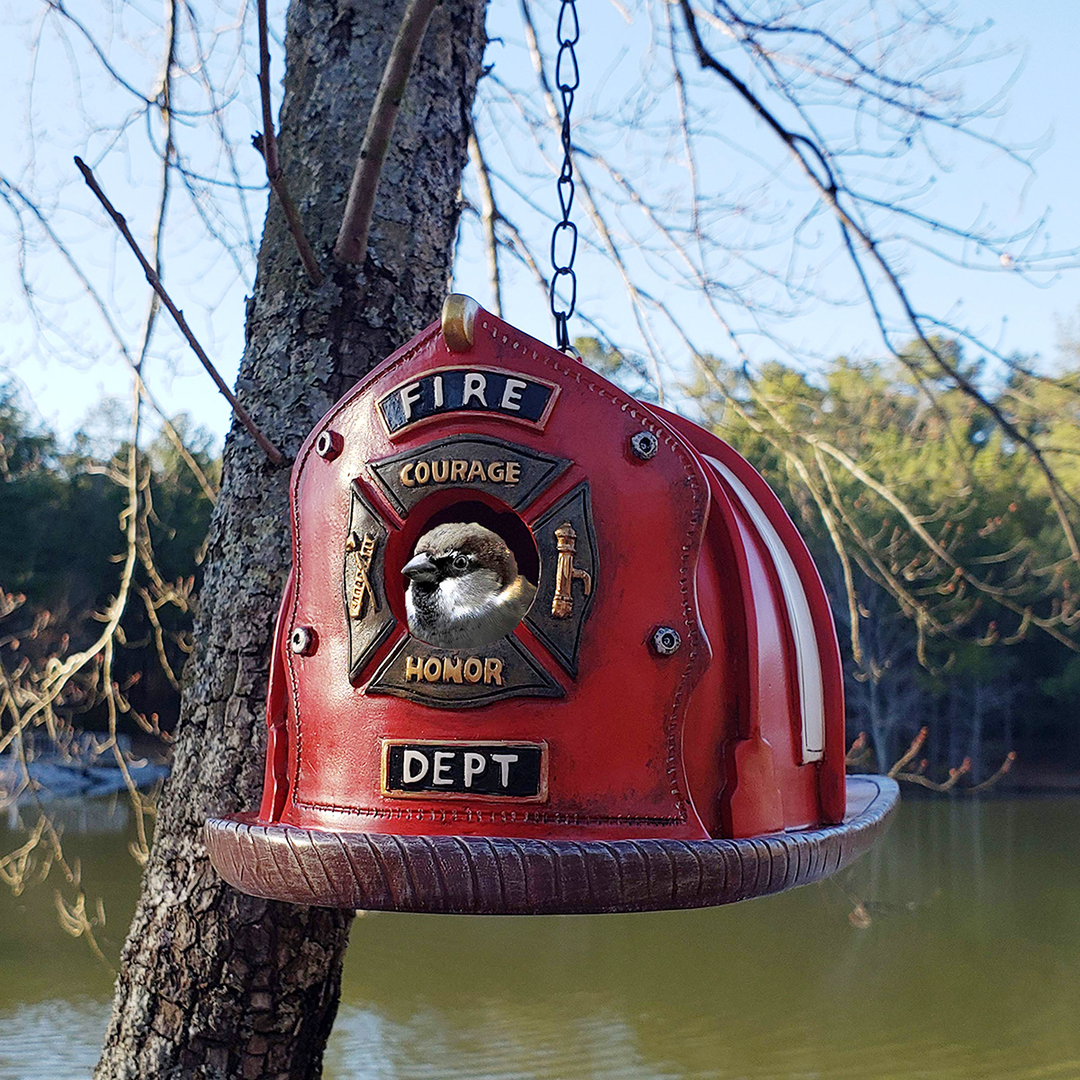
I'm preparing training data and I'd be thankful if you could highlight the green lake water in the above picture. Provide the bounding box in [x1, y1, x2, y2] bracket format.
[1, 796, 1078, 1079]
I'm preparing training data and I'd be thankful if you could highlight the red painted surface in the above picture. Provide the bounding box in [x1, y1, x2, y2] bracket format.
[658, 411, 847, 827]
[247, 302, 845, 843]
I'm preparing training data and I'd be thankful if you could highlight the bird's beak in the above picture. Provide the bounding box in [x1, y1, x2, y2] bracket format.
[402, 552, 439, 583]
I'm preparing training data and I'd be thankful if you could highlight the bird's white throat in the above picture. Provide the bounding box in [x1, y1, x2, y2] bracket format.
[407, 570, 535, 649]
[435, 570, 507, 620]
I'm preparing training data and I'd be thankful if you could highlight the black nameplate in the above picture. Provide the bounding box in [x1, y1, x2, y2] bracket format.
[368, 435, 571, 517]
[378, 368, 558, 436]
[382, 741, 547, 800]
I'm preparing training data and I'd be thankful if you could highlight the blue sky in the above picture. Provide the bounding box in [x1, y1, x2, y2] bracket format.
[1, 0, 1077, 447]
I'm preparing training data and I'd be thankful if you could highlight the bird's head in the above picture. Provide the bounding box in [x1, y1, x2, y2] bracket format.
[402, 522, 520, 596]
[402, 522, 536, 649]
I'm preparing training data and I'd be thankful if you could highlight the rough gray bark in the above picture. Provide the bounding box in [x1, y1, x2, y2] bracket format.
[96, 2, 487, 1076]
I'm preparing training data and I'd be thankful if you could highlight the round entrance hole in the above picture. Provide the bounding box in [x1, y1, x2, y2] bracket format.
[401, 500, 539, 650]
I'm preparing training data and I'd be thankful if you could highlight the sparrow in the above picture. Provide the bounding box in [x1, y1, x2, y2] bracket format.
[402, 522, 536, 649]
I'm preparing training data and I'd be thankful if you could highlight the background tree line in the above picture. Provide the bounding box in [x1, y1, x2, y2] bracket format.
[6, 319, 1080, 782]
[0, 382, 217, 746]
[582, 328, 1080, 783]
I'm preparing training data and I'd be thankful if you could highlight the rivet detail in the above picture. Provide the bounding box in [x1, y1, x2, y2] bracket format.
[651, 626, 681, 656]
[441, 293, 479, 352]
[315, 430, 342, 460]
[630, 431, 659, 460]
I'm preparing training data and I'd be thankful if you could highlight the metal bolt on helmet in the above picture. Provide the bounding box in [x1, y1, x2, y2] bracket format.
[289, 626, 316, 656]
[651, 626, 681, 656]
[630, 431, 659, 460]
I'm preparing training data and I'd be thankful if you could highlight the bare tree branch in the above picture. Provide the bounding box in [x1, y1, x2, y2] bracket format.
[334, 0, 441, 264]
[255, 0, 323, 285]
[74, 156, 286, 468]
[677, 0, 1080, 566]
[468, 133, 502, 316]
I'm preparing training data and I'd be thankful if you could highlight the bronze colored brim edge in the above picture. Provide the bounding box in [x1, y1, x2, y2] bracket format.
[204, 775, 898, 915]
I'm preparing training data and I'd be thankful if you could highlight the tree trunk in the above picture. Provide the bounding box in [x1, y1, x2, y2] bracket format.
[96, 2, 487, 1075]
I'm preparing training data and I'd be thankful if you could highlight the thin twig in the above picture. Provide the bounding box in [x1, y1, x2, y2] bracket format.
[468, 133, 502, 316]
[334, 0, 440, 264]
[255, 0, 323, 284]
[968, 751, 1017, 792]
[138, 585, 180, 693]
[678, 0, 1080, 566]
[844, 731, 868, 766]
[895, 758, 971, 791]
[0, 172, 218, 502]
[74, 156, 286, 467]
[887, 726, 929, 778]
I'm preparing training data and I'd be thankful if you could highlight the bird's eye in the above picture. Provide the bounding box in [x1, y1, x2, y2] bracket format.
[452, 555, 470, 572]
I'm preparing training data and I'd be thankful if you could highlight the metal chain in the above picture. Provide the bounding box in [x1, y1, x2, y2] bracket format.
[549, 0, 580, 352]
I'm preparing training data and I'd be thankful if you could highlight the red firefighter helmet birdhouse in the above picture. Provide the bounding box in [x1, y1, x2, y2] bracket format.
[206, 296, 897, 913]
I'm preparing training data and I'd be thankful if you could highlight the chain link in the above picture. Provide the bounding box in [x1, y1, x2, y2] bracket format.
[549, 0, 580, 352]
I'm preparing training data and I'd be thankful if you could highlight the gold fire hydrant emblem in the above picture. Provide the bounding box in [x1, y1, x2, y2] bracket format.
[552, 522, 591, 618]
[347, 531, 379, 619]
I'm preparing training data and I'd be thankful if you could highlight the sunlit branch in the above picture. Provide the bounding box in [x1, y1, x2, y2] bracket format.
[678, 0, 1080, 566]
[254, 0, 323, 285]
[887, 725, 929, 777]
[468, 134, 503, 317]
[334, 0, 440, 264]
[74, 156, 286, 467]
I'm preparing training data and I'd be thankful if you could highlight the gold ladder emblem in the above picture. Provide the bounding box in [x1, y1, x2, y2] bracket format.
[346, 531, 379, 619]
